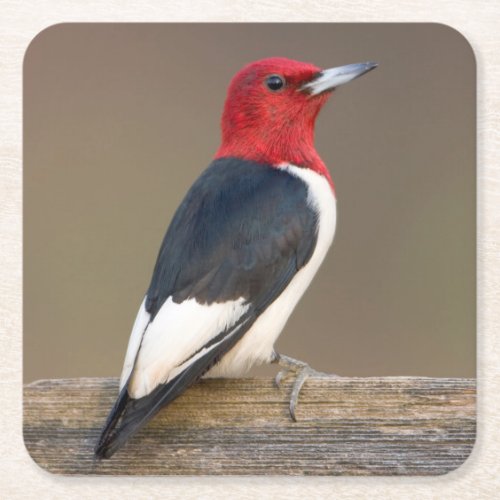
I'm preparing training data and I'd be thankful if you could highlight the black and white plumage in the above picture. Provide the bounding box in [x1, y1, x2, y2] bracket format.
[95, 158, 335, 458]
[95, 56, 376, 459]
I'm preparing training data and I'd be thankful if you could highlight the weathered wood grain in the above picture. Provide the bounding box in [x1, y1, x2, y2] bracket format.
[23, 377, 475, 476]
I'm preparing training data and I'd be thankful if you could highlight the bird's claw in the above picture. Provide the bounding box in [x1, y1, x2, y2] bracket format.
[272, 353, 339, 421]
[274, 370, 285, 389]
[274, 361, 305, 389]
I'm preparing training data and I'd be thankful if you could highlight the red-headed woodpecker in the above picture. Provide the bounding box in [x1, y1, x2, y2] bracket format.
[95, 57, 377, 459]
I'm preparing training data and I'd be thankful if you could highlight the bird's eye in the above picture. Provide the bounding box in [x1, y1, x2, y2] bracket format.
[266, 75, 285, 92]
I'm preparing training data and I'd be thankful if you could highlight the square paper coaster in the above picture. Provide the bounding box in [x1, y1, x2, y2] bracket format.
[23, 23, 475, 475]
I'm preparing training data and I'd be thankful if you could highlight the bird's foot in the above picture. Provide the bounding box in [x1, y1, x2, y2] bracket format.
[272, 352, 340, 421]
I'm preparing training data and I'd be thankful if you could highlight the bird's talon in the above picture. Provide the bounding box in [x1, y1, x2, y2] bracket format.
[274, 367, 296, 389]
[273, 354, 340, 422]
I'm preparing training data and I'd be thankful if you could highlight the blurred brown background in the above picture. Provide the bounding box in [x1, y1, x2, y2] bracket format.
[23, 23, 475, 383]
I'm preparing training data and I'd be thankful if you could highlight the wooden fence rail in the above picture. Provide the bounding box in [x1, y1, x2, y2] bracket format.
[23, 376, 475, 475]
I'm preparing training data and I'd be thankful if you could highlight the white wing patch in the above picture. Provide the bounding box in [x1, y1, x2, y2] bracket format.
[119, 296, 150, 390]
[121, 296, 249, 399]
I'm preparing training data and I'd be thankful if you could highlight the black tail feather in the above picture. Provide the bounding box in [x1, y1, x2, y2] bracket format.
[94, 383, 131, 459]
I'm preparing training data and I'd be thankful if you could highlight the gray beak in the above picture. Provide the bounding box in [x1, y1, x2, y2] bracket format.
[301, 61, 378, 95]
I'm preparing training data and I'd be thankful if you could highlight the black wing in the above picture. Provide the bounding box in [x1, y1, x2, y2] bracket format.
[95, 157, 318, 458]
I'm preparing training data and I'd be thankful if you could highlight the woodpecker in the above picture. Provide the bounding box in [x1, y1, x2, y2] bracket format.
[95, 57, 377, 459]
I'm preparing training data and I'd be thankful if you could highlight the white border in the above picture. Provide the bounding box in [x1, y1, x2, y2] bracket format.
[1, 2, 498, 497]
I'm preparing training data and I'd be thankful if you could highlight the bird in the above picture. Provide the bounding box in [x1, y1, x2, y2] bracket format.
[95, 57, 377, 459]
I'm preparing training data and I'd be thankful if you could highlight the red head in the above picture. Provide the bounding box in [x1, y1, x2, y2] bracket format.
[215, 57, 377, 188]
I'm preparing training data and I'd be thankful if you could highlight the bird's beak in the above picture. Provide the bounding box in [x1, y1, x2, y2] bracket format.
[301, 62, 378, 96]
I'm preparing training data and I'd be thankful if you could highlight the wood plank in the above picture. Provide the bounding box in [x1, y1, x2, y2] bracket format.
[23, 377, 476, 475]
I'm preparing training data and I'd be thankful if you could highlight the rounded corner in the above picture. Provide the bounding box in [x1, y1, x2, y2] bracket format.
[22, 426, 58, 476]
[435, 426, 478, 477]
[427, 22, 477, 73]
[23, 22, 71, 73]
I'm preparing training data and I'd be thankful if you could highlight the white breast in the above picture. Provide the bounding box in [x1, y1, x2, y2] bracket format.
[207, 164, 337, 377]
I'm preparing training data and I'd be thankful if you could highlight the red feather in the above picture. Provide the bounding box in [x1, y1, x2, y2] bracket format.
[215, 57, 335, 192]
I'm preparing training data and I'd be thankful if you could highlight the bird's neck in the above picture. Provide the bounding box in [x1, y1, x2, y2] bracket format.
[215, 121, 334, 192]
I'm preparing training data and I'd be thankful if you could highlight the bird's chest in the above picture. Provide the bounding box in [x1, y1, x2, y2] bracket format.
[263, 164, 337, 333]
[207, 164, 336, 377]
[278, 164, 337, 292]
